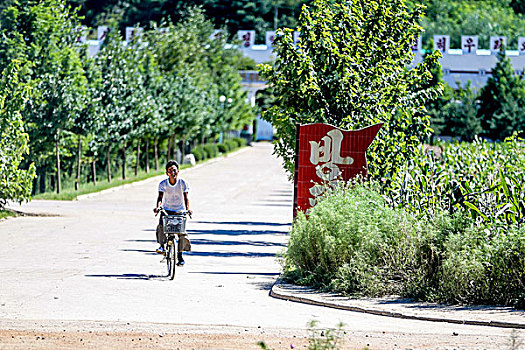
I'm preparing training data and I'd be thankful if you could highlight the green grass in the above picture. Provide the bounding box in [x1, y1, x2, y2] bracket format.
[31, 144, 247, 201]
[33, 169, 167, 201]
[0, 210, 16, 220]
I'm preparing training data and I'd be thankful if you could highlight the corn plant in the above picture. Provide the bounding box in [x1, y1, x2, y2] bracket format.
[386, 135, 525, 231]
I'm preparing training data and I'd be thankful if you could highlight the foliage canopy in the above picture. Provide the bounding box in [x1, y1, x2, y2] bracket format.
[260, 0, 442, 182]
[478, 51, 525, 140]
[0, 63, 36, 208]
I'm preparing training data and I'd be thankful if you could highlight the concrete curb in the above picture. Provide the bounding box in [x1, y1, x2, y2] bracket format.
[77, 146, 252, 201]
[270, 279, 525, 329]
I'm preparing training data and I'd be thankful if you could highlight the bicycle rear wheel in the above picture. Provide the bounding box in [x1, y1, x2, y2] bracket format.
[167, 242, 176, 279]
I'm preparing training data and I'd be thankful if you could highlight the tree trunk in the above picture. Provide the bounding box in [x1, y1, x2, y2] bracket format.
[167, 135, 173, 161]
[75, 134, 82, 191]
[107, 145, 112, 183]
[92, 160, 97, 186]
[172, 136, 177, 162]
[122, 141, 127, 180]
[32, 175, 37, 196]
[56, 130, 61, 194]
[145, 138, 150, 173]
[154, 138, 159, 171]
[274, 6, 278, 30]
[135, 138, 141, 176]
[39, 168, 46, 193]
[181, 138, 186, 161]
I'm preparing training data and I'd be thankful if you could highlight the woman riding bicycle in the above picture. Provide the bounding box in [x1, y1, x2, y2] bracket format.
[153, 160, 192, 266]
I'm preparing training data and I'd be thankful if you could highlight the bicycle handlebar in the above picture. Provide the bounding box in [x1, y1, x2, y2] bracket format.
[155, 207, 192, 219]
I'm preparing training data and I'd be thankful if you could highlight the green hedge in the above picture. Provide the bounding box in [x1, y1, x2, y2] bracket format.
[192, 146, 206, 162]
[203, 144, 219, 158]
[217, 143, 229, 153]
[190, 139, 247, 163]
[224, 139, 237, 151]
[232, 137, 247, 147]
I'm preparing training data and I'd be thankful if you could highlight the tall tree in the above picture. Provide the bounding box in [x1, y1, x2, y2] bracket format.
[0, 0, 87, 194]
[478, 50, 525, 140]
[420, 46, 453, 138]
[152, 8, 256, 149]
[446, 82, 483, 140]
[0, 63, 36, 208]
[260, 0, 441, 183]
[93, 25, 143, 181]
[413, 0, 525, 49]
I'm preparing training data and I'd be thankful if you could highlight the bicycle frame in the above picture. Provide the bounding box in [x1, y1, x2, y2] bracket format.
[157, 208, 189, 279]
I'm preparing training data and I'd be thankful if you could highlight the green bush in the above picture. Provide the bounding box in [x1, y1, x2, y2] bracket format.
[203, 143, 218, 158]
[191, 140, 247, 162]
[438, 226, 525, 308]
[191, 146, 206, 162]
[224, 139, 237, 151]
[284, 182, 525, 307]
[232, 137, 247, 147]
[217, 143, 229, 153]
[285, 183, 424, 296]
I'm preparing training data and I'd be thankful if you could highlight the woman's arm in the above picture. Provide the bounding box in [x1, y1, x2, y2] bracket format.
[183, 192, 192, 215]
[153, 191, 164, 213]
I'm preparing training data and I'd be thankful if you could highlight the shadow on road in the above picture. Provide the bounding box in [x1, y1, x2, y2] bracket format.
[186, 251, 275, 258]
[125, 239, 284, 247]
[194, 221, 290, 227]
[189, 271, 280, 276]
[189, 238, 285, 247]
[251, 280, 275, 291]
[188, 272, 279, 291]
[187, 229, 287, 236]
[121, 249, 158, 255]
[255, 199, 291, 203]
[122, 244, 278, 258]
[125, 239, 157, 243]
[85, 273, 167, 280]
[270, 189, 293, 194]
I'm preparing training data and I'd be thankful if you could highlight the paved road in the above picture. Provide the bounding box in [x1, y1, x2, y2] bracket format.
[0, 143, 519, 349]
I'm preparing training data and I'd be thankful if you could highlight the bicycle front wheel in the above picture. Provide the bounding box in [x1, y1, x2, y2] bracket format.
[167, 243, 176, 280]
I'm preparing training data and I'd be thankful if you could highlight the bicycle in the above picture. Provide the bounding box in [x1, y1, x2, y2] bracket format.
[155, 207, 191, 280]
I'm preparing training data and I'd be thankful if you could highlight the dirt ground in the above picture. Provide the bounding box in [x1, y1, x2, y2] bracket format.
[0, 325, 518, 350]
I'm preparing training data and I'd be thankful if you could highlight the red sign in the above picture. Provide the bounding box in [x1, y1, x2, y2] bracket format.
[293, 123, 383, 216]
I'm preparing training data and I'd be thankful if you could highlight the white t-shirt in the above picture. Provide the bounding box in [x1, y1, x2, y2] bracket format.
[158, 178, 190, 212]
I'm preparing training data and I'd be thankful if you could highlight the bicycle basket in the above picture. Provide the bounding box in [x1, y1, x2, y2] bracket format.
[163, 215, 186, 234]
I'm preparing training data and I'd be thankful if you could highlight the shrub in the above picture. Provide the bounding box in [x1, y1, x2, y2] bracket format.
[191, 146, 206, 162]
[203, 143, 218, 158]
[284, 181, 525, 307]
[437, 226, 525, 308]
[217, 143, 229, 153]
[224, 139, 237, 151]
[232, 137, 247, 147]
[284, 183, 425, 296]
